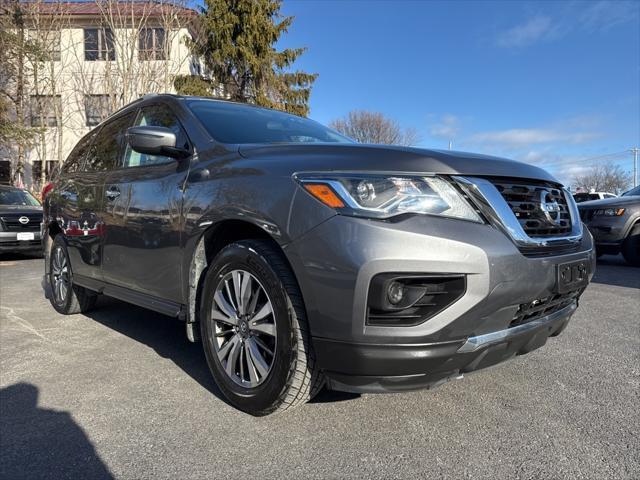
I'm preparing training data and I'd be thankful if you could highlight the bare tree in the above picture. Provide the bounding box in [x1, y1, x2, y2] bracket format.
[3, 0, 194, 190]
[572, 162, 632, 194]
[82, 0, 193, 111]
[0, 0, 46, 186]
[329, 110, 420, 146]
[24, 0, 72, 188]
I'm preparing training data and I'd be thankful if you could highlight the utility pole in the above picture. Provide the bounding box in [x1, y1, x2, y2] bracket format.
[631, 147, 639, 187]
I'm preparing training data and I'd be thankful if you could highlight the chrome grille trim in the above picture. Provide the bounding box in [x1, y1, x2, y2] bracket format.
[0, 214, 42, 232]
[491, 180, 571, 237]
[454, 176, 583, 251]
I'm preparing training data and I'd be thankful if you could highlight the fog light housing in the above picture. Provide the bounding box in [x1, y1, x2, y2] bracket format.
[387, 281, 405, 305]
[367, 274, 467, 326]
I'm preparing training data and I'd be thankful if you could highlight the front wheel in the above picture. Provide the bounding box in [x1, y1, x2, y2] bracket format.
[200, 240, 323, 416]
[48, 235, 97, 315]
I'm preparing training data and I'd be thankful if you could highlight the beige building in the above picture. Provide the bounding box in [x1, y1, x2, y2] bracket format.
[2, 1, 196, 188]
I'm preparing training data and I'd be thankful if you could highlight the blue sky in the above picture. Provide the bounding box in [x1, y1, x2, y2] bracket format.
[273, 0, 639, 186]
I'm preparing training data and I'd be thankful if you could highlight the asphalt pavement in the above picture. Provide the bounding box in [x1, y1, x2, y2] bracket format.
[1, 253, 638, 479]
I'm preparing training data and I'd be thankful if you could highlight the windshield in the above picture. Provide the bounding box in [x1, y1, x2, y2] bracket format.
[0, 189, 41, 206]
[622, 186, 640, 197]
[187, 100, 353, 145]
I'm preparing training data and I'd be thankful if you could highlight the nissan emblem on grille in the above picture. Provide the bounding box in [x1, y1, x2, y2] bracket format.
[539, 190, 561, 226]
[18, 216, 30, 225]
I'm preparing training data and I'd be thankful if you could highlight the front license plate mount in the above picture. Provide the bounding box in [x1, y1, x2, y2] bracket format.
[556, 259, 589, 294]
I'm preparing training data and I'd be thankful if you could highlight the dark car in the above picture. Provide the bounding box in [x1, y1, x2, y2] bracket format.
[0, 185, 43, 255]
[42, 95, 595, 415]
[578, 185, 640, 266]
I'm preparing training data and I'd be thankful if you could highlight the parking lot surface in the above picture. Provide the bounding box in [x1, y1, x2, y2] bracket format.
[1, 254, 638, 479]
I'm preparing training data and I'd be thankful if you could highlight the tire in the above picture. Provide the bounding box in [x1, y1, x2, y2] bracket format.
[621, 224, 640, 267]
[199, 239, 324, 416]
[48, 235, 97, 315]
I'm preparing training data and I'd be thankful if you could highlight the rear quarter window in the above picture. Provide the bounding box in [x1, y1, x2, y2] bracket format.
[63, 132, 96, 174]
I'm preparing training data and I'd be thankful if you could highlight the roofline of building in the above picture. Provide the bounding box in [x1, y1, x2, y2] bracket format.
[16, 1, 199, 19]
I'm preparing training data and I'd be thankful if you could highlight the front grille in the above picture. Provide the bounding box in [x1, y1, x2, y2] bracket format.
[0, 214, 42, 231]
[510, 288, 583, 328]
[579, 209, 595, 222]
[488, 178, 572, 237]
[367, 275, 466, 326]
[0, 240, 40, 247]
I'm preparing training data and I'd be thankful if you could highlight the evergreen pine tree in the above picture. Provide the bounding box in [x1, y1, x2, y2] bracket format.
[175, 0, 316, 116]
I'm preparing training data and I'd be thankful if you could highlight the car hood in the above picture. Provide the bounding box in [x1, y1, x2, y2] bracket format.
[237, 143, 560, 183]
[577, 196, 640, 208]
[0, 205, 43, 215]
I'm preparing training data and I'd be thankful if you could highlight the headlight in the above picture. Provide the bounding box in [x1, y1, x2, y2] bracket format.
[295, 173, 482, 222]
[593, 208, 625, 217]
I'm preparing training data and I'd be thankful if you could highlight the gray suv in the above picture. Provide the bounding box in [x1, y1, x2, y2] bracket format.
[42, 95, 595, 415]
[578, 185, 640, 266]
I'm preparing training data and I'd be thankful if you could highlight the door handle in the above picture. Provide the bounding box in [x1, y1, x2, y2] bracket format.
[105, 186, 121, 200]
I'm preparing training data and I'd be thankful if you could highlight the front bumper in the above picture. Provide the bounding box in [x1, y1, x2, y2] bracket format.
[317, 302, 575, 393]
[581, 210, 638, 250]
[284, 213, 595, 393]
[585, 221, 627, 245]
[0, 231, 43, 253]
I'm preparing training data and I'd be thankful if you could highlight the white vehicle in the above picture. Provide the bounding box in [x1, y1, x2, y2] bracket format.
[573, 191, 618, 203]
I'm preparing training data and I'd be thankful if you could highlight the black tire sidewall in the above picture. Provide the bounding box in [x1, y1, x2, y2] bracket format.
[49, 236, 74, 314]
[200, 242, 297, 414]
[622, 225, 640, 266]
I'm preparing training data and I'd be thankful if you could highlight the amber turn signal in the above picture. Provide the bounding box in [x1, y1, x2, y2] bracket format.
[303, 183, 345, 208]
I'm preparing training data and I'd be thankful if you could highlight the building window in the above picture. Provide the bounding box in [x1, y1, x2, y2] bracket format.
[30, 95, 61, 127]
[0, 161, 10, 185]
[84, 28, 115, 61]
[28, 29, 61, 61]
[32, 160, 58, 186]
[139, 28, 166, 60]
[84, 95, 111, 127]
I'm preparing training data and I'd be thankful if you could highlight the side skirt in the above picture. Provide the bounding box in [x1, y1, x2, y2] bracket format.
[74, 274, 185, 319]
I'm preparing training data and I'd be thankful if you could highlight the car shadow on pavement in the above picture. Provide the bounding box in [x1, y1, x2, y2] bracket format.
[0, 252, 43, 263]
[84, 296, 232, 406]
[591, 255, 640, 289]
[39, 282, 361, 408]
[309, 389, 361, 403]
[0, 383, 114, 480]
[84, 297, 361, 406]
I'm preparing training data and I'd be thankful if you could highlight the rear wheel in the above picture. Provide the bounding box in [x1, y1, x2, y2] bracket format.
[200, 240, 323, 416]
[48, 235, 97, 314]
[621, 224, 640, 267]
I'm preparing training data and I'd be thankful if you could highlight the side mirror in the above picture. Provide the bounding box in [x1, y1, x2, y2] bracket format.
[126, 126, 190, 159]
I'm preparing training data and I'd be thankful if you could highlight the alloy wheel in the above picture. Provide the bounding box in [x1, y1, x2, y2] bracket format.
[211, 269, 277, 388]
[51, 246, 69, 305]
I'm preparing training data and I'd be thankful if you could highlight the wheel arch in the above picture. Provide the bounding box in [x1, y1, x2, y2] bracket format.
[43, 220, 64, 276]
[185, 219, 300, 342]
